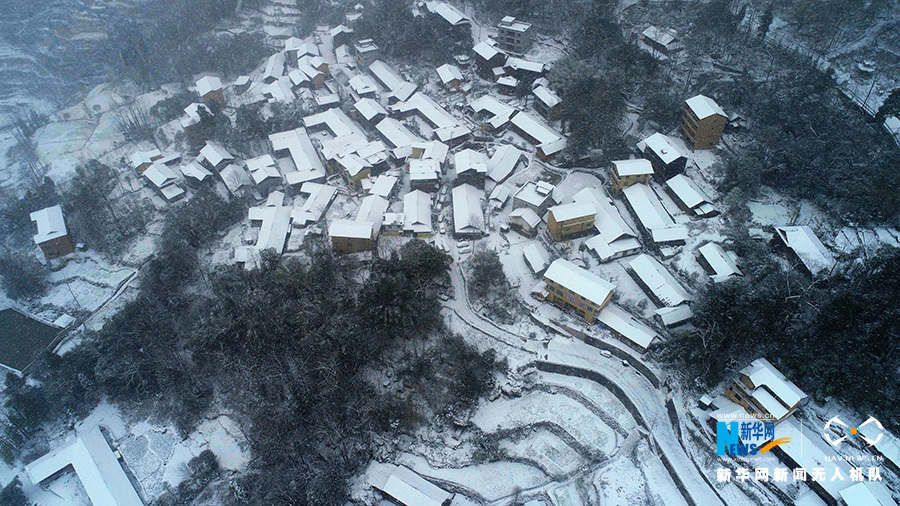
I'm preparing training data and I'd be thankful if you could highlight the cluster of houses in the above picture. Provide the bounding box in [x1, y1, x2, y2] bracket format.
[702, 358, 898, 506]
[108, 15, 573, 267]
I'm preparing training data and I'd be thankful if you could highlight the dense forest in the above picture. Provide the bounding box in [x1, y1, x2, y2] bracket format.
[1, 186, 503, 504]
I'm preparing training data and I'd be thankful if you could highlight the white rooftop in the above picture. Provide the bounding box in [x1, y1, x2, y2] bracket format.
[454, 148, 488, 176]
[572, 187, 635, 242]
[199, 141, 233, 168]
[196, 75, 223, 97]
[303, 108, 365, 138]
[612, 159, 654, 177]
[25, 425, 143, 506]
[775, 226, 836, 276]
[533, 85, 561, 109]
[628, 254, 691, 306]
[685, 94, 726, 120]
[436, 63, 464, 85]
[509, 207, 541, 228]
[548, 202, 595, 223]
[349, 74, 379, 96]
[487, 144, 526, 183]
[597, 304, 659, 350]
[376, 117, 424, 149]
[143, 163, 179, 190]
[523, 242, 550, 274]
[740, 357, 807, 412]
[640, 133, 683, 165]
[357, 195, 390, 225]
[180, 160, 212, 182]
[292, 183, 338, 226]
[269, 128, 327, 182]
[248, 205, 293, 254]
[329, 219, 376, 239]
[30, 205, 68, 244]
[654, 304, 693, 326]
[514, 180, 555, 208]
[369, 463, 452, 506]
[403, 190, 433, 234]
[698, 243, 742, 282]
[426, 1, 470, 26]
[451, 183, 484, 235]
[510, 111, 566, 155]
[219, 164, 253, 194]
[666, 174, 712, 209]
[469, 95, 516, 129]
[544, 259, 615, 307]
[130, 149, 161, 169]
[473, 40, 505, 61]
[505, 57, 544, 74]
[368, 174, 398, 199]
[621, 184, 669, 227]
[368, 60, 417, 102]
[354, 97, 387, 121]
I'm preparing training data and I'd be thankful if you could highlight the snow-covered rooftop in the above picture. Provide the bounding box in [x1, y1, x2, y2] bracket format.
[544, 259, 615, 308]
[245, 154, 282, 186]
[487, 144, 526, 183]
[523, 242, 551, 274]
[196, 75, 223, 97]
[510, 111, 566, 155]
[368, 174, 398, 199]
[199, 141, 233, 168]
[505, 57, 544, 74]
[533, 86, 561, 109]
[775, 226, 836, 276]
[612, 159, 653, 177]
[436, 63, 464, 85]
[143, 163, 179, 189]
[454, 148, 488, 177]
[452, 183, 484, 235]
[349, 74, 379, 96]
[30, 205, 69, 245]
[697, 243, 742, 282]
[621, 184, 687, 243]
[628, 254, 691, 307]
[639, 133, 682, 165]
[292, 183, 338, 226]
[514, 180, 555, 209]
[685, 94, 726, 120]
[329, 219, 376, 239]
[269, 128, 327, 182]
[357, 195, 390, 225]
[369, 462, 452, 506]
[740, 358, 807, 412]
[548, 202, 595, 223]
[376, 118, 424, 149]
[425, 1, 470, 26]
[403, 190, 433, 234]
[654, 304, 693, 326]
[469, 95, 516, 130]
[248, 205, 293, 253]
[303, 108, 365, 138]
[473, 40, 505, 61]
[25, 425, 143, 506]
[666, 174, 712, 210]
[354, 97, 387, 121]
[368, 60, 417, 102]
[130, 149, 161, 169]
[596, 304, 659, 350]
[510, 207, 541, 228]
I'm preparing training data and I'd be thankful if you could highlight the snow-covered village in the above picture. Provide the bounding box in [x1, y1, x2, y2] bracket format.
[1, 0, 900, 505]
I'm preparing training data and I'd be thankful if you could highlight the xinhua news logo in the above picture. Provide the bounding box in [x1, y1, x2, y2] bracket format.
[717, 418, 791, 456]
